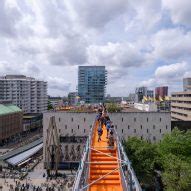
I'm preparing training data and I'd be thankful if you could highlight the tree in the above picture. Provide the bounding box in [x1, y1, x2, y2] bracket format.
[106, 103, 122, 112]
[48, 100, 53, 110]
[162, 154, 191, 191]
[124, 137, 160, 187]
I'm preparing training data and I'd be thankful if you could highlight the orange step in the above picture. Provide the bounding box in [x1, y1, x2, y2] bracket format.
[88, 122, 123, 191]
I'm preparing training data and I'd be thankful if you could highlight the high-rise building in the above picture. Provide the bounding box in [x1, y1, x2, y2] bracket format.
[183, 78, 191, 91]
[135, 87, 147, 103]
[155, 86, 168, 99]
[0, 75, 48, 113]
[78, 66, 107, 103]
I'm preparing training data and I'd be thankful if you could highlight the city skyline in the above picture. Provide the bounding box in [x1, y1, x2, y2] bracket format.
[0, 0, 191, 96]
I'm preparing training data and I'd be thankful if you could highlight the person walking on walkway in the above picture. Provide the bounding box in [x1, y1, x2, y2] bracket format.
[97, 125, 103, 142]
[106, 121, 111, 139]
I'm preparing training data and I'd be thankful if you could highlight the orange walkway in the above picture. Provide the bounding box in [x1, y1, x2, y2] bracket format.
[88, 122, 123, 191]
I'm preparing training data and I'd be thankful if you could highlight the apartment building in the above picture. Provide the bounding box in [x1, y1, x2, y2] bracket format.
[0, 75, 48, 113]
[171, 91, 191, 121]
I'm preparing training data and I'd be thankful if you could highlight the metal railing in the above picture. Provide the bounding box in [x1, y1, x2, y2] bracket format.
[114, 128, 142, 191]
[73, 119, 142, 191]
[72, 121, 96, 191]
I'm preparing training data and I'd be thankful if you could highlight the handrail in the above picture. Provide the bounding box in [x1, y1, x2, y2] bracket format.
[72, 120, 96, 191]
[114, 128, 142, 191]
[114, 128, 129, 190]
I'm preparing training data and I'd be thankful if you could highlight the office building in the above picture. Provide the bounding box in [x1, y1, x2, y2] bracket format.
[0, 75, 48, 113]
[155, 86, 168, 99]
[0, 104, 23, 143]
[78, 66, 107, 103]
[135, 87, 147, 103]
[183, 78, 191, 91]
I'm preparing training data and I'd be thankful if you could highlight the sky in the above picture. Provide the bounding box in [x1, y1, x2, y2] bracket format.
[0, 0, 191, 96]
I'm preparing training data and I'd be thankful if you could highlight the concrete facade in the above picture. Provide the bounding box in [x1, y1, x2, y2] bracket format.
[43, 111, 171, 166]
[43, 111, 171, 144]
[171, 91, 191, 121]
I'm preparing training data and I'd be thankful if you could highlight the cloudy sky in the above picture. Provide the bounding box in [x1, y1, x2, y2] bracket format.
[0, 0, 191, 96]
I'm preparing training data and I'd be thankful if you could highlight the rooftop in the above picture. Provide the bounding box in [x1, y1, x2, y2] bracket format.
[0, 104, 22, 116]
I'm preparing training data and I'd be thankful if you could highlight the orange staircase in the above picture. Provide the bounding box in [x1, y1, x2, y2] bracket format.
[88, 123, 123, 191]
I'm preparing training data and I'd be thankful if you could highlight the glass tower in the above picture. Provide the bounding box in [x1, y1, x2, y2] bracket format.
[78, 66, 107, 103]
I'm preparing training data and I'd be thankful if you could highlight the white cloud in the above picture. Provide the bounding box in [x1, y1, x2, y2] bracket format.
[151, 28, 191, 61]
[162, 0, 191, 27]
[140, 62, 190, 90]
[71, 0, 128, 29]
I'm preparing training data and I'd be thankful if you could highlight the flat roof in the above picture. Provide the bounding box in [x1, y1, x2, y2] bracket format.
[171, 91, 191, 95]
[0, 104, 22, 115]
[0, 138, 43, 161]
[6, 143, 43, 166]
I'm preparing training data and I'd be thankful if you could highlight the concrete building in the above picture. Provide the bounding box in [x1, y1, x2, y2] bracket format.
[0, 75, 48, 113]
[183, 78, 191, 91]
[43, 111, 171, 168]
[0, 104, 23, 144]
[155, 86, 168, 99]
[78, 66, 107, 103]
[135, 87, 154, 102]
[43, 111, 171, 145]
[171, 91, 191, 121]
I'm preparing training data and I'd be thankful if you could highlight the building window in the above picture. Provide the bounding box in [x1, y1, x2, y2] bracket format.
[78, 125, 79, 129]
[141, 136, 143, 140]
[71, 129, 73, 133]
[153, 136, 156, 141]
[141, 125, 142, 129]
[134, 129, 136, 133]
[84, 129, 86, 133]
[59, 129, 61, 133]
[71, 118, 73, 122]
[115, 125, 117, 129]
[90, 125, 92, 128]
[147, 118, 148, 122]
[65, 125, 67, 129]
[59, 118, 61, 122]
[122, 117, 123, 122]
[128, 125, 130, 129]
[134, 118, 136, 122]
[147, 129, 149, 133]
[84, 118, 86, 122]
[160, 129, 161, 133]
[166, 125, 168, 129]
[160, 118, 161, 122]
[122, 129, 123, 133]
[153, 125, 155, 130]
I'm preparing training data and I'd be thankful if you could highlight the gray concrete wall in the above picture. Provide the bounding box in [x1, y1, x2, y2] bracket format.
[43, 111, 171, 143]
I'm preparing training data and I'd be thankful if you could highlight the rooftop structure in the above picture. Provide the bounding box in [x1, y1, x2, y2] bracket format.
[0, 75, 48, 113]
[78, 66, 107, 103]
